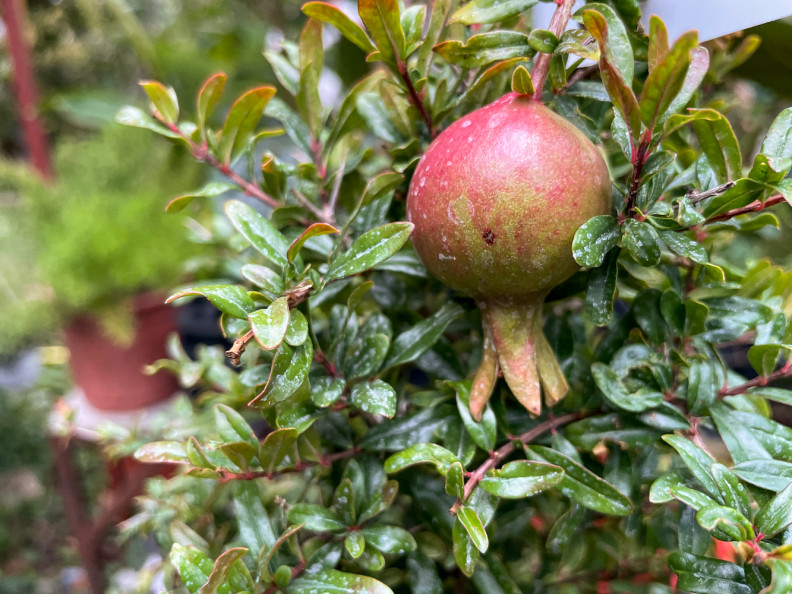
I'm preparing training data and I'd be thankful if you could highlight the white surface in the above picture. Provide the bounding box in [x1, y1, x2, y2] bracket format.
[533, 0, 792, 42]
[48, 387, 182, 441]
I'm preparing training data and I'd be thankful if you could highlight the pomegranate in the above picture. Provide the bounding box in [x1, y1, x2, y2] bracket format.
[407, 92, 611, 419]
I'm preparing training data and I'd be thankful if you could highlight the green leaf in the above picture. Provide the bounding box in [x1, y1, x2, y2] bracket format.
[687, 110, 743, 184]
[686, 359, 721, 413]
[345, 531, 365, 558]
[200, 547, 251, 594]
[166, 181, 237, 213]
[585, 249, 619, 325]
[639, 31, 698, 130]
[232, 483, 276, 556]
[218, 87, 277, 163]
[748, 344, 792, 377]
[288, 503, 346, 532]
[215, 405, 258, 450]
[710, 402, 772, 464]
[224, 200, 290, 268]
[578, 3, 633, 85]
[647, 15, 669, 71]
[649, 472, 719, 510]
[401, 5, 425, 51]
[525, 445, 632, 515]
[556, 29, 600, 61]
[288, 223, 340, 264]
[134, 440, 189, 464]
[116, 105, 181, 138]
[140, 80, 179, 124]
[446, 461, 465, 498]
[591, 362, 664, 412]
[572, 215, 620, 268]
[455, 380, 497, 452]
[406, 553, 442, 594]
[382, 302, 464, 370]
[660, 231, 708, 264]
[662, 435, 720, 499]
[711, 463, 752, 519]
[669, 552, 752, 594]
[510, 65, 534, 96]
[731, 460, 792, 492]
[479, 460, 564, 499]
[452, 517, 479, 576]
[696, 506, 754, 542]
[197, 72, 227, 136]
[286, 569, 393, 593]
[253, 342, 313, 407]
[761, 107, 792, 162]
[358, 0, 406, 66]
[527, 29, 558, 54]
[450, 0, 537, 25]
[258, 428, 298, 471]
[434, 32, 533, 69]
[302, 2, 375, 53]
[457, 506, 489, 553]
[755, 482, 792, 537]
[170, 544, 213, 593]
[361, 525, 417, 555]
[361, 405, 455, 450]
[327, 222, 413, 280]
[384, 443, 459, 475]
[665, 47, 710, 120]
[249, 297, 290, 350]
[311, 376, 346, 408]
[765, 559, 792, 594]
[284, 310, 309, 347]
[350, 380, 397, 418]
[167, 285, 255, 320]
[622, 219, 661, 266]
[344, 333, 389, 379]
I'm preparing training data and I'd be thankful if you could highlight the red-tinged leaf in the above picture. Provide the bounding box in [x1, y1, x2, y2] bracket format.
[648, 15, 669, 71]
[165, 181, 236, 213]
[640, 31, 698, 130]
[583, 10, 640, 142]
[139, 80, 179, 124]
[200, 548, 250, 594]
[664, 46, 710, 121]
[219, 87, 277, 164]
[197, 72, 227, 136]
[302, 2, 375, 53]
[287, 223, 340, 263]
[358, 0, 406, 67]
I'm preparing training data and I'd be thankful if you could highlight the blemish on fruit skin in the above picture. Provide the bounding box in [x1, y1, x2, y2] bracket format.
[482, 229, 496, 245]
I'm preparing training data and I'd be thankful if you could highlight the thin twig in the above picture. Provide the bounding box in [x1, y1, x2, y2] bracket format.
[216, 446, 361, 482]
[562, 64, 599, 92]
[719, 361, 792, 397]
[450, 412, 586, 514]
[686, 181, 736, 205]
[292, 188, 327, 221]
[399, 66, 435, 138]
[531, 0, 577, 98]
[226, 330, 255, 366]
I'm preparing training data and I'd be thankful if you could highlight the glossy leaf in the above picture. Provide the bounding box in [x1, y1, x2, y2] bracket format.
[358, 0, 405, 66]
[224, 200, 290, 268]
[755, 482, 792, 537]
[350, 380, 397, 418]
[134, 440, 189, 464]
[451, 0, 537, 25]
[446, 461, 465, 498]
[384, 443, 459, 476]
[253, 342, 313, 407]
[215, 405, 258, 451]
[510, 65, 534, 96]
[572, 215, 619, 268]
[327, 222, 413, 280]
[166, 181, 237, 213]
[585, 249, 619, 325]
[140, 80, 179, 124]
[457, 506, 489, 553]
[592, 362, 664, 412]
[623, 219, 661, 266]
[454, 380, 497, 452]
[434, 32, 533, 69]
[526, 446, 632, 515]
[170, 544, 213, 593]
[286, 569, 393, 593]
[669, 552, 753, 594]
[361, 525, 417, 555]
[662, 435, 720, 499]
[302, 2, 375, 53]
[200, 547, 251, 594]
[249, 297, 290, 350]
[479, 460, 564, 499]
[288, 503, 346, 532]
[452, 517, 479, 576]
[696, 505, 754, 541]
[711, 463, 752, 519]
[288, 223, 339, 264]
[579, 3, 633, 85]
[167, 285, 255, 320]
[382, 302, 464, 370]
[218, 87, 277, 163]
[197, 72, 227, 135]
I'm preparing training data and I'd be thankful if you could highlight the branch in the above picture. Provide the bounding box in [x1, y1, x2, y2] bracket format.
[163, 121, 282, 209]
[450, 412, 585, 514]
[703, 193, 786, 225]
[217, 446, 361, 483]
[399, 66, 435, 138]
[719, 361, 792, 397]
[686, 181, 736, 205]
[531, 0, 577, 98]
[226, 330, 254, 366]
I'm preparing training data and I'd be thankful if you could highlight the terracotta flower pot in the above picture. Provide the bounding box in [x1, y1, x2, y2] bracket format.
[64, 293, 178, 411]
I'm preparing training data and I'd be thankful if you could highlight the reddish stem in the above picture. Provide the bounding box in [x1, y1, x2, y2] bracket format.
[216, 446, 361, 483]
[719, 360, 792, 397]
[2, 0, 52, 178]
[450, 412, 586, 514]
[399, 65, 435, 138]
[531, 0, 577, 99]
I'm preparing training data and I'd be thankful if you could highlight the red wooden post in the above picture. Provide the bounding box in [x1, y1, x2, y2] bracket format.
[1, 0, 52, 178]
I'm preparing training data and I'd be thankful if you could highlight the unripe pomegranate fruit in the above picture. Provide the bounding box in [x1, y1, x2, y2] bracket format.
[407, 92, 611, 419]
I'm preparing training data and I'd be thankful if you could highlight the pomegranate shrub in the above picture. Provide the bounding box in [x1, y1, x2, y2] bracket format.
[120, 1, 792, 592]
